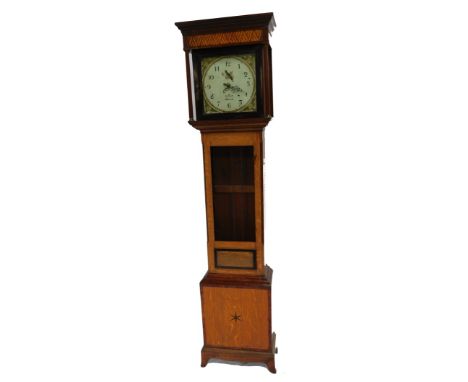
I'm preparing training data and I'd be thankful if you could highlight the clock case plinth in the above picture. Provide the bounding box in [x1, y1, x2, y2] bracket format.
[176, 13, 277, 374]
[200, 265, 276, 373]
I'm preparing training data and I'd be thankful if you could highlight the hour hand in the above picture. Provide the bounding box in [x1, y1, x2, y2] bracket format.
[224, 70, 234, 81]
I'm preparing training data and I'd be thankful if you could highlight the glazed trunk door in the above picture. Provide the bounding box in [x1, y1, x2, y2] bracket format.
[202, 132, 264, 275]
[211, 146, 255, 242]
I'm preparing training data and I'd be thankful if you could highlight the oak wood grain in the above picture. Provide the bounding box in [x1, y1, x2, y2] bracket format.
[201, 286, 270, 350]
[215, 250, 255, 269]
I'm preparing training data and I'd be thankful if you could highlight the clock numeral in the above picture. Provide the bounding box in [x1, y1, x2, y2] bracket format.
[208, 75, 214, 80]
[214, 66, 220, 72]
[239, 100, 243, 106]
[245, 92, 248, 96]
[238, 63, 241, 69]
[227, 103, 231, 109]
[210, 93, 214, 99]
[247, 81, 251, 87]
[244, 72, 248, 77]
[225, 61, 231, 67]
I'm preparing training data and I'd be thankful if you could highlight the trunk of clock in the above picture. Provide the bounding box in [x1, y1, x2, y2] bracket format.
[200, 266, 276, 373]
[201, 131, 265, 276]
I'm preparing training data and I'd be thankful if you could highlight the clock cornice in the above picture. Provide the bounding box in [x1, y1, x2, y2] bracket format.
[175, 13, 275, 51]
[175, 12, 275, 37]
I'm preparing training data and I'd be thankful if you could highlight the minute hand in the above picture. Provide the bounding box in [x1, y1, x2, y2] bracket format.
[223, 83, 243, 93]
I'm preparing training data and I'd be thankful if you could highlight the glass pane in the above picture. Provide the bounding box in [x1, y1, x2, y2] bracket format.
[211, 146, 255, 242]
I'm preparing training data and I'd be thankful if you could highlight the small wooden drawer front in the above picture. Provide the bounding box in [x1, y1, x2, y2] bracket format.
[215, 249, 256, 269]
[201, 285, 270, 351]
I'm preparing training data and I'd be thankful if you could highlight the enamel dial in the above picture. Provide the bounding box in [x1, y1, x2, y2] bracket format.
[201, 55, 256, 114]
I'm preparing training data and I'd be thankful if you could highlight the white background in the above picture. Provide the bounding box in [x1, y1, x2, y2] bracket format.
[1, 1, 467, 381]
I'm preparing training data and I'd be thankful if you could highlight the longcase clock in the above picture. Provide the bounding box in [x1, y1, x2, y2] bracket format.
[175, 12, 277, 373]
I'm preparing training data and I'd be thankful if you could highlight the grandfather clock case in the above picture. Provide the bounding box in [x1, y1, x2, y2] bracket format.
[175, 13, 277, 373]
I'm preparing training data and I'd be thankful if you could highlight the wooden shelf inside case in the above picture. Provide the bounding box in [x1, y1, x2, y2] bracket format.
[213, 185, 255, 193]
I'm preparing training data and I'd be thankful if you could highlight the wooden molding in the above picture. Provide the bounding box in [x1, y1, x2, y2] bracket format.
[200, 265, 273, 288]
[175, 12, 275, 37]
[189, 117, 271, 132]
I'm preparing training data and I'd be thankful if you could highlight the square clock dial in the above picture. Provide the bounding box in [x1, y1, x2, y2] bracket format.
[192, 45, 263, 120]
[201, 54, 256, 114]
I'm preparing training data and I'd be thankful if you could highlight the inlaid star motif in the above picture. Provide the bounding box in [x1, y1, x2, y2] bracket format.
[231, 312, 241, 322]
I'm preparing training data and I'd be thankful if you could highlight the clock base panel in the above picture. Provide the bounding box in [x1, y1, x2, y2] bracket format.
[200, 267, 275, 373]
